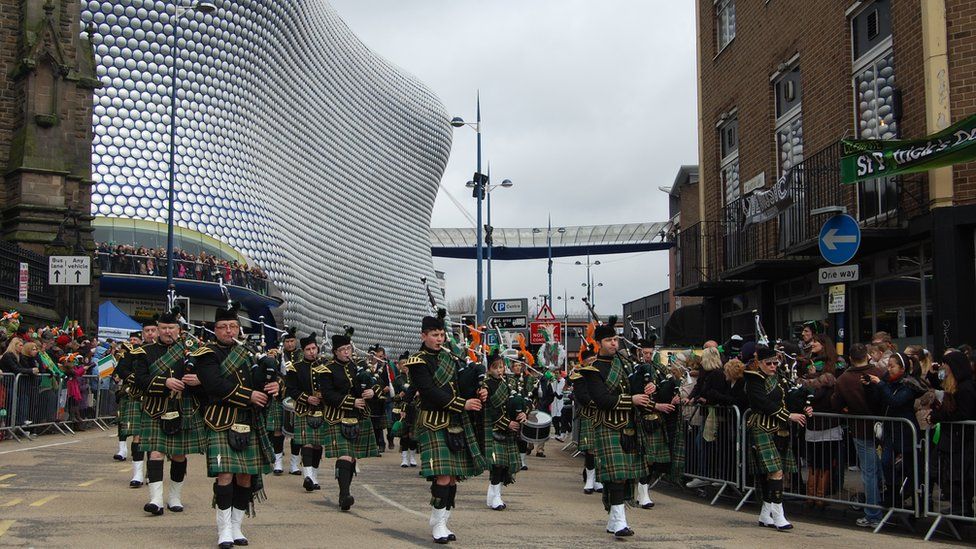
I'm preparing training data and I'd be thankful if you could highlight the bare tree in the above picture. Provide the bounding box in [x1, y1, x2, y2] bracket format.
[447, 295, 477, 315]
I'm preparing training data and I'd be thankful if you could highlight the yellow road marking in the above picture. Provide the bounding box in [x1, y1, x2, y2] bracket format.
[29, 495, 59, 507]
[77, 478, 102, 487]
[0, 499, 22, 508]
[0, 474, 15, 481]
[118, 467, 129, 473]
[0, 484, 10, 488]
[0, 520, 14, 537]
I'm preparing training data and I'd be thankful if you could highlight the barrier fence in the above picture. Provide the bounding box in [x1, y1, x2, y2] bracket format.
[680, 404, 743, 504]
[924, 420, 976, 541]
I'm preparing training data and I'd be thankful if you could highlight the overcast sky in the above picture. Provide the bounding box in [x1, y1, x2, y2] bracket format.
[330, 0, 698, 316]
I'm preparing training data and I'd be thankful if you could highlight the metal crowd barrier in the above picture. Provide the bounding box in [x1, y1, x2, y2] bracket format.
[924, 420, 976, 541]
[0, 372, 21, 441]
[94, 376, 120, 427]
[7, 373, 73, 436]
[737, 410, 921, 534]
[680, 404, 743, 504]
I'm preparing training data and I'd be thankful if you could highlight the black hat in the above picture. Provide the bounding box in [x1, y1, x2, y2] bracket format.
[593, 316, 618, 342]
[488, 348, 504, 365]
[157, 307, 181, 325]
[331, 333, 351, 350]
[129, 331, 142, 339]
[214, 302, 240, 323]
[638, 336, 657, 349]
[422, 308, 447, 332]
[369, 343, 384, 353]
[300, 332, 318, 349]
[398, 351, 410, 361]
[283, 327, 298, 341]
[581, 349, 596, 360]
[755, 345, 777, 362]
[141, 314, 158, 328]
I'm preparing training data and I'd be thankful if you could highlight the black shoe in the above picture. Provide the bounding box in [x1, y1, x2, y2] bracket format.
[339, 495, 355, 511]
[273, 469, 283, 476]
[234, 537, 249, 546]
[313, 483, 321, 491]
[520, 465, 528, 471]
[130, 480, 143, 488]
[536, 451, 545, 458]
[433, 537, 449, 544]
[289, 470, 301, 476]
[584, 488, 594, 495]
[641, 502, 654, 509]
[219, 542, 234, 549]
[143, 503, 164, 516]
[614, 527, 635, 538]
[303, 477, 315, 492]
[401, 463, 409, 468]
[409, 463, 417, 468]
[491, 503, 506, 511]
[167, 504, 183, 512]
[113, 454, 127, 461]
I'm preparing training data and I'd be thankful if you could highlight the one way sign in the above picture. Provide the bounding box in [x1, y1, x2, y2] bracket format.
[49, 256, 91, 286]
[818, 214, 861, 266]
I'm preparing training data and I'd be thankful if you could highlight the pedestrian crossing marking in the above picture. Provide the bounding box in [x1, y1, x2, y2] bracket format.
[29, 495, 59, 507]
[0, 520, 14, 538]
[0, 499, 22, 508]
[0, 474, 15, 481]
[77, 478, 102, 487]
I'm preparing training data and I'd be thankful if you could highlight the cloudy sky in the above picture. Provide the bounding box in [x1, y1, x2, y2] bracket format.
[331, 0, 698, 316]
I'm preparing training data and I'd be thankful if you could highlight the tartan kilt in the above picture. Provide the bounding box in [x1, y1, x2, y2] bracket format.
[265, 399, 283, 433]
[485, 431, 521, 482]
[323, 417, 379, 459]
[118, 395, 143, 439]
[666, 415, 686, 482]
[593, 423, 646, 483]
[139, 407, 207, 456]
[206, 426, 274, 477]
[415, 415, 487, 480]
[577, 415, 595, 453]
[638, 419, 672, 465]
[749, 427, 796, 475]
[293, 414, 328, 446]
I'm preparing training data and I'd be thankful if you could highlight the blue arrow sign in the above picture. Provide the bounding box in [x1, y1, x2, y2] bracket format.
[819, 214, 861, 265]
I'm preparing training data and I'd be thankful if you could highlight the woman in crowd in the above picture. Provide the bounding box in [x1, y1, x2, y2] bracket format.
[798, 334, 840, 508]
[927, 351, 976, 517]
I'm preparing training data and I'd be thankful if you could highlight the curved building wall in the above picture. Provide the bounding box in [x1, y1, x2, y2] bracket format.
[82, 0, 452, 348]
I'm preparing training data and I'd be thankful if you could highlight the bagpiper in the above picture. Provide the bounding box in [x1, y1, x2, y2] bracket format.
[317, 327, 379, 510]
[506, 360, 536, 470]
[577, 316, 645, 539]
[284, 333, 327, 492]
[483, 349, 527, 510]
[279, 327, 304, 475]
[265, 327, 297, 475]
[131, 307, 206, 516]
[113, 320, 157, 488]
[628, 336, 677, 509]
[569, 349, 604, 495]
[366, 344, 391, 453]
[405, 308, 487, 544]
[193, 303, 278, 549]
[392, 351, 418, 467]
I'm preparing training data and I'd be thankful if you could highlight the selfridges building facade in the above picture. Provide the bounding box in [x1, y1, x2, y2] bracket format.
[82, 0, 452, 347]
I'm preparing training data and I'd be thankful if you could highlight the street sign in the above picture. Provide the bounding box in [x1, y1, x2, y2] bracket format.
[486, 299, 525, 314]
[48, 255, 91, 286]
[818, 264, 860, 284]
[18, 263, 28, 303]
[530, 321, 562, 345]
[486, 332, 499, 346]
[828, 284, 846, 314]
[534, 302, 557, 321]
[486, 315, 527, 330]
[818, 214, 861, 265]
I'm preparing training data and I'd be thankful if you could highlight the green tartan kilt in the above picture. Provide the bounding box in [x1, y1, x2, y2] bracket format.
[139, 406, 207, 456]
[485, 431, 521, 482]
[666, 415, 686, 482]
[293, 414, 328, 446]
[265, 399, 283, 433]
[206, 426, 274, 477]
[749, 427, 796, 475]
[117, 395, 143, 439]
[323, 417, 379, 459]
[593, 423, 646, 483]
[638, 419, 672, 465]
[415, 415, 487, 480]
[577, 415, 595, 453]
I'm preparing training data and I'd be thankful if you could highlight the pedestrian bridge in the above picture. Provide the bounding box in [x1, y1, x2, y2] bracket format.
[430, 222, 673, 260]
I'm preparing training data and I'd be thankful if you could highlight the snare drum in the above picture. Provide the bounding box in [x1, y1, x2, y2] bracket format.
[281, 397, 296, 438]
[520, 411, 553, 444]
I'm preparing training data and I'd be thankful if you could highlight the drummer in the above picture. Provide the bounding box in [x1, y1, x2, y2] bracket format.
[483, 350, 526, 510]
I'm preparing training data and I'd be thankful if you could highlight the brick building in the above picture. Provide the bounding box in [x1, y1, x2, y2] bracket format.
[675, 0, 976, 353]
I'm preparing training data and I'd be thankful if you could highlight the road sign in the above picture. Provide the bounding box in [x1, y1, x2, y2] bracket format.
[818, 264, 859, 284]
[486, 332, 499, 346]
[48, 256, 91, 286]
[486, 299, 525, 314]
[530, 321, 562, 345]
[486, 315, 527, 330]
[18, 263, 28, 303]
[828, 284, 846, 314]
[818, 214, 861, 265]
[534, 302, 557, 321]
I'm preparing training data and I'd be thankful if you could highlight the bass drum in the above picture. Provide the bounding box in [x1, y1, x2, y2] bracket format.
[520, 411, 552, 444]
[281, 397, 296, 438]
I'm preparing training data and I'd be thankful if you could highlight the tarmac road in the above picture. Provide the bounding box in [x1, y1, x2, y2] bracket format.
[0, 429, 968, 548]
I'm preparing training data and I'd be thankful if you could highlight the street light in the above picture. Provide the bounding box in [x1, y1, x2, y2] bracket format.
[575, 256, 601, 303]
[165, 1, 216, 299]
[485, 167, 513, 302]
[451, 95, 486, 324]
[534, 222, 566, 304]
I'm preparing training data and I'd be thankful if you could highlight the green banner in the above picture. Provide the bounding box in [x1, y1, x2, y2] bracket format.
[840, 113, 976, 184]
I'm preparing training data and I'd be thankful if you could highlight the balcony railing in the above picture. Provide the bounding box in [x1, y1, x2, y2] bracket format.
[96, 252, 269, 295]
[674, 221, 721, 291]
[0, 241, 55, 308]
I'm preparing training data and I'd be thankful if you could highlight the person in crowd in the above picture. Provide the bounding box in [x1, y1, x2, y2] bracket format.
[719, 358, 748, 410]
[685, 347, 729, 487]
[867, 344, 886, 370]
[871, 332, 895, 363]
[0, 337, 27, 375]
[16, 341, 42, 437]
[926, 350, 976, 518]
[832, 343, 886, 528]
[796, 334, 840, 508]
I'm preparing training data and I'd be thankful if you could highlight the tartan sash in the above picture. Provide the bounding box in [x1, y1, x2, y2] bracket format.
[432, 350, 456, 387]
[488, 377, 509, 409]
[218, 343, 252, 379]
[149, 341, 188, 379]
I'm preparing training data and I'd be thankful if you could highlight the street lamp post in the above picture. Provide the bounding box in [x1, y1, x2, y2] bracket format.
[484, 166, 513, 302]
[452, 94, 486, 324]
[165, 1, 216, 298]
[534, 221, 566, 305]
[575, 256, 601, 303]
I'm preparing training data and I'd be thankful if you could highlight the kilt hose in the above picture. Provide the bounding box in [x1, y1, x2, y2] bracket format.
[593, 422, 646, 484]
[415, 416, 486, 480]
[323, 417, 379, 459]
[749, 427, 796, 475]
[117, 395, 143, 439]
[206, 426, 274, 477]
[293, 414, 328, 446]
[139, 399, 206, 456]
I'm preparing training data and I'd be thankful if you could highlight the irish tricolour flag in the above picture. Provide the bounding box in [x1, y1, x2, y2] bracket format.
[96, 355, 116, 379]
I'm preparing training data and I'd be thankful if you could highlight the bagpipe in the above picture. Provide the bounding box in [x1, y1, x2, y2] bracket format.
[754, 310, 812, 412]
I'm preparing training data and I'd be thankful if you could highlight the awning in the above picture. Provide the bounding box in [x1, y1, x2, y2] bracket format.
[97, 300, 142, 340]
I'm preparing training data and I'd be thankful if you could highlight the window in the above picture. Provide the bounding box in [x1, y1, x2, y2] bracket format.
[715, 0, 736, 52]
[719, 117, 739, 205]
[851, 0, 898, 221]
[774, 65, 804, 248]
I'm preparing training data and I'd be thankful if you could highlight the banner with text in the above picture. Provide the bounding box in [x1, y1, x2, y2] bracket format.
[840, 113, 976, 184]
[743, 170, 794, 227]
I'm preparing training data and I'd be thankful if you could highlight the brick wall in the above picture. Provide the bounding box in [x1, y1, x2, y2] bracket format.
[948, 0, 976, 204]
